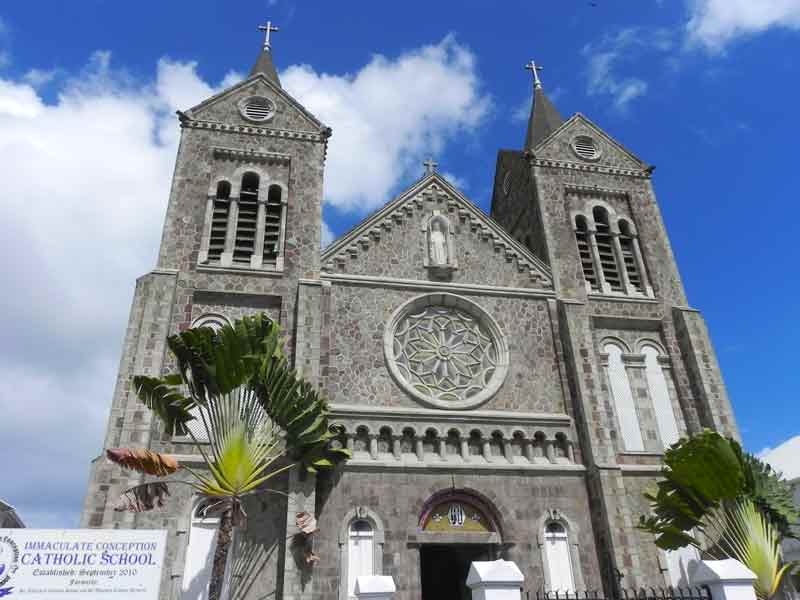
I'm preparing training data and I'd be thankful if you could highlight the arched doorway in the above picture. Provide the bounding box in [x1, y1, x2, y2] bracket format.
[418, 491, 502, 600]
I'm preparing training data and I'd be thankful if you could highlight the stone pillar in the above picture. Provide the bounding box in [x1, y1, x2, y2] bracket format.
[460, 437, 469, 461]
[482, 439, 491, 462]
[415, 436, 424, 462]
[392, 434, 402, 461]
[369, 434, 379, 460]
[466, 560, 524, 600]
[198, 193, 215, 263]
[221, 196, 238, 267]
[587, 230, 608, 293]
[250, 198, 266, 269]
[691, 559, 757, 600]
[282, 469, 317, 600]
[355, 575, 396, 600]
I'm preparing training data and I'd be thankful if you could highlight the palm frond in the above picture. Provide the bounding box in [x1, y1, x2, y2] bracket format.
[106, 448, 179, 476]
[114, 482, 170, 513]
[132, 375, 195, 436]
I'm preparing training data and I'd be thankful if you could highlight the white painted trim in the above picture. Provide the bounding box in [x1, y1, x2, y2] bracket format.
[329, 403, 572, 427]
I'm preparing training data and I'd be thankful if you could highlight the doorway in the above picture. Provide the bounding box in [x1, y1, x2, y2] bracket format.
[420, 544, 491, 600]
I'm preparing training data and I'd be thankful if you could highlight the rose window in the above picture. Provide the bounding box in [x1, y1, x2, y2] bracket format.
[384, 294, 509, 409]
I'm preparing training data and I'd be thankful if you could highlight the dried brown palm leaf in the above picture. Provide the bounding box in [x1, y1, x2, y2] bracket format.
[106, 448, 180, 476]
[296, 511, 318, 535]
[114, 482, 171, 513]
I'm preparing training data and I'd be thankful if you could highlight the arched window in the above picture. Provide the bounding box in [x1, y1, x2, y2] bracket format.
[642, 344, 680, 448]
[181, 500, 220, 600]
[619, 220, 643, 293]
[207, 181, 231, 263]
[233, 172, 260, 265]
[347, 520, 375, 599]
[574, 215, 599, 292]
[603, 342, 644, 451]
[184, 314, 230, 441]
[543, 522, 576, 592]
[263, 184, 283, 265]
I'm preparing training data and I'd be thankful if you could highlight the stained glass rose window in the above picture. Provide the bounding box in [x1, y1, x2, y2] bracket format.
[384, 294, 509, 409]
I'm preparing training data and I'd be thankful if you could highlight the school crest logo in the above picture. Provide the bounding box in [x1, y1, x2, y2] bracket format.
[0, 535, 19, 597]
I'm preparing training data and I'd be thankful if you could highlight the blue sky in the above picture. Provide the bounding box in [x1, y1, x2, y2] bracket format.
[0, 1, 798, 527]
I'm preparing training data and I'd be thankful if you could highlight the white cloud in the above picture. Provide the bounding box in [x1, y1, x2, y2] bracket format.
[281, 34, 490, 212]
[321, 220, 335, 248]
[0, 52, 236, 528]
[687, 0, 800, 51]
[758, 435, 800, 480]
[441, 171, 468, 191]
[0, 37, 489, 527]
[582, 29, 661, 112]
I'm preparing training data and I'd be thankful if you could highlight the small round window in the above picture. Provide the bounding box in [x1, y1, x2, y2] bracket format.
[239, 96, 275, 122]
[572, 135, 600, 160]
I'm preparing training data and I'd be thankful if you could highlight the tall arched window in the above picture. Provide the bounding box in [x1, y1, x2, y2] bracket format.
[603, 342, 644, 451]
[347, 520, 374, 599]
[181, 500, 220, 600]
[543, 522, 575, 592]
[593, 207, 623, 292]
[619, 220, 643, 293]
[263, 184, 283, 265]
[642, 344, 680, 448]
[574, 215, 599, 292]
[233, 172, 260, 265]
[207, 181, 231, 263]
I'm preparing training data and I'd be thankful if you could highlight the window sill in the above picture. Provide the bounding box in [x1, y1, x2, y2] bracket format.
[587, 292, 658, 304]
[196, 263, 285, 278]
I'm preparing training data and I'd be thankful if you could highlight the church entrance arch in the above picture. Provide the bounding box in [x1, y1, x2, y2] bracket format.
[417, 491, 502, 600]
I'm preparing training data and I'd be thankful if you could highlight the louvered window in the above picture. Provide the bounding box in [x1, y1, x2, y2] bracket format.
[181, 500, 220, 599]
[619, 221, 643, 293]
[573, 136, 599, 160]
[544, 522, 576, 592]
[347, 520, 374, 600]
[642, 345, 680, 448]
[263, 184, 283, 265]
[593, 207, 623, 292]
[240, 96, 275, 122]
[233, 172, 259, 265]
[574, 216, 599, 291]
[207, 181, 231, 263]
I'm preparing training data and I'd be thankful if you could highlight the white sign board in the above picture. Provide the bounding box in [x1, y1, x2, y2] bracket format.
[0, 528, 167, 599]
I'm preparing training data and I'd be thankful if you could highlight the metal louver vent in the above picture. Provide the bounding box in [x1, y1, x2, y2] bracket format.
[573, 136, 599, 160]
[242, 96, 274, 121]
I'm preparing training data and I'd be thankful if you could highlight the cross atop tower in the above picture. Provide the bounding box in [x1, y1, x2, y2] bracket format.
[524, 60, 544, 90]
[423, 157, 439, 175]
[258, 21, 280, 51]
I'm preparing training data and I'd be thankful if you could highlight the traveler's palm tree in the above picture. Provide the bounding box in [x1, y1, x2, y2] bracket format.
[105, 314, 349, 600]
[638, 431, 798, 600]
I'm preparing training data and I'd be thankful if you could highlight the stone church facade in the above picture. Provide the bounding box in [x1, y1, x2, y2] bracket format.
[81, 40, 739, 600]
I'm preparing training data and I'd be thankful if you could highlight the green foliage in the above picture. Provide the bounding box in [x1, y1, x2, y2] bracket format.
[638, 430, 799, 599]
[123, 313, 350, 520]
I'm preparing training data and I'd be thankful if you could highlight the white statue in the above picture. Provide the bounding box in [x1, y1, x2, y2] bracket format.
[429, 219, 448, 266]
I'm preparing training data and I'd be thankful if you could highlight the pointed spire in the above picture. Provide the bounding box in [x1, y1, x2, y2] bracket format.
[251, 21, 281, 86]
[523, 60, 563, 150]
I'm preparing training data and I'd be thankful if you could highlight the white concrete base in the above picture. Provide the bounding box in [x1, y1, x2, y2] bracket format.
[355, 575, 396, 600]
[691, 559, 757, 600]
[466, 560, 525, 600]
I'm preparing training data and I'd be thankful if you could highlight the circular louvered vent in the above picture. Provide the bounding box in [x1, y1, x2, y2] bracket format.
[239, 96, 275, 122]
[572, 136, 600, 160]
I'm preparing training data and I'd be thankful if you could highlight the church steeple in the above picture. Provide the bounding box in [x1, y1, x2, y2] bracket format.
[523, 60, 563, 150]
[251, 21, 281, 86]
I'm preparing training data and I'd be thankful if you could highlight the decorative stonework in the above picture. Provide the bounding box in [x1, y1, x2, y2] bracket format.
[212, 146, 291, 165]
[384, 294, 509, 410]
[181, 118, 329, 143]
[422, 211, 457, 274]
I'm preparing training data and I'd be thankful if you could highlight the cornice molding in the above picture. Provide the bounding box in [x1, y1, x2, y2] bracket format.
[181, 118, 328, 143]
[564, 183, 632, 198]
[534, 157, 650, 179]
[212, 146, 291, 165]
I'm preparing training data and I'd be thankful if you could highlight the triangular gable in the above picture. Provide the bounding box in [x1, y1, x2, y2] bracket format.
[322, 173, 553, 289]
[533, 113, 648, 171]
[184, 72, 327, 133]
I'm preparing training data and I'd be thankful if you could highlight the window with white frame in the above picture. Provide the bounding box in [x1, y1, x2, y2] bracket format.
[642, 344, 680, 448]
[603, 342, 645, 452]
[543, 522, 576, 592]
[347, 520, 374, 599]
[181, 500, 220, 600]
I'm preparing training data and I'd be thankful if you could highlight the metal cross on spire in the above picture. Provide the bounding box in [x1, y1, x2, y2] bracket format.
[423, 157, 439, 175]
[258, 21, 280, 51]
[524, 60, 544, 89]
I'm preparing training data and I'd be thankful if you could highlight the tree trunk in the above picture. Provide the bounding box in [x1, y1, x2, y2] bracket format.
[208, 511, 233, 600]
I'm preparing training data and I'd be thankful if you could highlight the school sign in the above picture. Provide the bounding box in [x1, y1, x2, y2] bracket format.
[0, 529, 167, 598]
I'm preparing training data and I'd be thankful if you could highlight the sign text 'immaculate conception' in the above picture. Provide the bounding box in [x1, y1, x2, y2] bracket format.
[0, 529, 167, 598]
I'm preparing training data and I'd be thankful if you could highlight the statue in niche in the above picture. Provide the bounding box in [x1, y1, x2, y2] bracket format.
[424, 213, 456, 274]
[429, 219, 448, 265]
